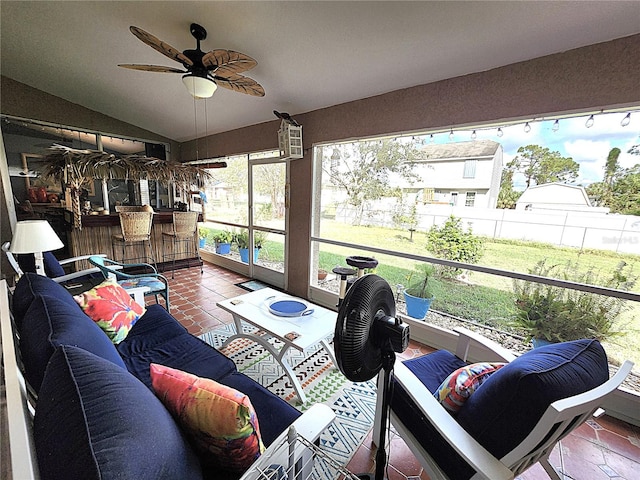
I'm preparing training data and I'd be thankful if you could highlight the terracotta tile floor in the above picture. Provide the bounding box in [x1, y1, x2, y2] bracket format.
[165, 263, 640, 479]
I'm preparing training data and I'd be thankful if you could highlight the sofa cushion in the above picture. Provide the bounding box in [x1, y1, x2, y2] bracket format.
[214, 371, 301, 448]
[34, 346, 202, 480]
[117, 306, 301, 448]
[456, 338, 609, 459]
[434, 362, 506, 415]
[74, 278, 145, 343]
[12, 272, 81, 331]
[20, 294, 126, 393]
[151, 364, 264, 473]
[116, 305, 238, 387]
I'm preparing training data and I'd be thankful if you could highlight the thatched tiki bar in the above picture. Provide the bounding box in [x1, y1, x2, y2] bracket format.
[42, 145, 211, 271]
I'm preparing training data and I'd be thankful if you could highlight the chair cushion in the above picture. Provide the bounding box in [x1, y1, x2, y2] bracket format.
[434, 362, 506, 415]
[403, 349, 468, 392]
[457, 339, 609, 459]
[118, 276, 166, 292]
[12, 272, 81, 331]
[74, 278, 146, 343]
[34, 346, 202, 480]
[16, 251, 65, 278]
[151, 364, 264, 473]
[20, 294, 126, 393]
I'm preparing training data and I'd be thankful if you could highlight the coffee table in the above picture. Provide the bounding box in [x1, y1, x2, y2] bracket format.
[217, 288, 337, 403]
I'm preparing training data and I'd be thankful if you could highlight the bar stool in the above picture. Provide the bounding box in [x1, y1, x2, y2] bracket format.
[111, 211, 156, 268]
[162, 211, 202, 279]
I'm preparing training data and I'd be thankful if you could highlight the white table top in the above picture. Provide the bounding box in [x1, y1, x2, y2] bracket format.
[217, 288, 337, 351]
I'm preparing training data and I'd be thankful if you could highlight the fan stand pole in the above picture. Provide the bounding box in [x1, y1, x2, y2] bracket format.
[358, 349, 395, 480]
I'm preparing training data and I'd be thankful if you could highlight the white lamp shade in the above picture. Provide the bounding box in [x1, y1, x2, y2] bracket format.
[10, 220, 64, 254]
[182, 74, 217, 98]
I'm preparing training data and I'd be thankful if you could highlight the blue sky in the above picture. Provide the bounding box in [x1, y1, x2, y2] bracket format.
[427, 110, 640, 191]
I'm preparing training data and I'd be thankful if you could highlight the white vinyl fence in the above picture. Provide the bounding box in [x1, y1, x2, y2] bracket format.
[335, 203, 640, 255]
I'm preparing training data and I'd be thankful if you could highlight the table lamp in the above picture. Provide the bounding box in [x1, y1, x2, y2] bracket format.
[10, 220, 64, 276]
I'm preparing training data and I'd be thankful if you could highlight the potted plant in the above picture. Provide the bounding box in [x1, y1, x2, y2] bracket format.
[198, 227, 210, 248]
[233, 231, 267, 263]
[511, 260, 637, 346]
[403, 264, 435, 319]
[212, 230, 233, 255]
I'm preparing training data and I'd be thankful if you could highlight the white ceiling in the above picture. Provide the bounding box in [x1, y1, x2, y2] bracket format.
[2, 1, 639, 143]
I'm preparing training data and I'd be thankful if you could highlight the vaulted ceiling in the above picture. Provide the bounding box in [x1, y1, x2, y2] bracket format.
[2, 1, 639, 142]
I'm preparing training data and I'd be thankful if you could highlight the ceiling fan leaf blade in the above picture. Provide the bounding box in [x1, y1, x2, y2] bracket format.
[215, 74, 265, 97]
[129, 26, 194, 67]
[202, 49, 257, 74]
[118, 64, 186, 73]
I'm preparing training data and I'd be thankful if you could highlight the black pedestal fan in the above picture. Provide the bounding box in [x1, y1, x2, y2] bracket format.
[334, 274, 410, 480]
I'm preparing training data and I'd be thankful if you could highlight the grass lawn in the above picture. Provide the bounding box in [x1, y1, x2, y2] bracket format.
[315, 221, 640, 368]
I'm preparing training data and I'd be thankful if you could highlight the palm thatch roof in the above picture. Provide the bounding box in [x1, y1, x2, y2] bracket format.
[42, 144, 212, 187]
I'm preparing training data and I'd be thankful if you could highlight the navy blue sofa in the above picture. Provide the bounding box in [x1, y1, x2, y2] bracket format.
[12, 273, 302, 480]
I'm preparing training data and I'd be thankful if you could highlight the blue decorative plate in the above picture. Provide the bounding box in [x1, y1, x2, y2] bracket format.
[267, 298, 314, 317]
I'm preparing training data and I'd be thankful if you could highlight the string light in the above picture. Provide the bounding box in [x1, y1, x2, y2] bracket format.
[524, 122, 531, 133]
[449, 129, 454, 141]
[471, 130, 477, 140]
[429, 134, 434, 143]
[497, 127, 503, 137]
[585, 115, 595, 128]
[552, 120, 560, 132]
[621, 113, 631, 127]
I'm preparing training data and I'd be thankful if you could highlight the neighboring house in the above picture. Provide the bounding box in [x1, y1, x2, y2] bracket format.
[408, 140, 503, 208]
[515, 183, 610, 213]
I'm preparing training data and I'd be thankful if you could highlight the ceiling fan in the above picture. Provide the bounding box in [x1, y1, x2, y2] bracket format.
[119, 23, 264, 99]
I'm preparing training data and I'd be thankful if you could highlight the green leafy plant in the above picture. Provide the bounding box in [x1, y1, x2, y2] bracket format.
[511, 260, 637, 343]
[426, 215, 484, 278]
[405, 264, 435, 299]
[212, 230, 233, 244]
[233, 230, 267, 249]
[198, 226, 211, 241]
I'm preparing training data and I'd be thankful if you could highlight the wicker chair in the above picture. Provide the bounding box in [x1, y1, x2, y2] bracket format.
[161, 211, 202, 278]
[111, 211, 156, 268]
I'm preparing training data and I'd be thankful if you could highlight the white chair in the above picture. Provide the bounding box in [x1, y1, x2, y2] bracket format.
[373, 327, 633, 480]
[2, 241, 109, 284]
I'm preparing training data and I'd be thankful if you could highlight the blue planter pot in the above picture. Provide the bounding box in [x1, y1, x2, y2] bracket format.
[403, 291, 434, 320]
[531, 338, 553, 348]
[215, 242, 231, 254]
[239, 248, 260, 263]
[199, 238, 206, 248]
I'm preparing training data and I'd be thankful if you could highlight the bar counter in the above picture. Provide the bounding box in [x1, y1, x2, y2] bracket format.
[64, 210, 201, 271]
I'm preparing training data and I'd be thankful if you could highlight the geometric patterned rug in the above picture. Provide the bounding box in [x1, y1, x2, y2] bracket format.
[199, 324, 377, 467]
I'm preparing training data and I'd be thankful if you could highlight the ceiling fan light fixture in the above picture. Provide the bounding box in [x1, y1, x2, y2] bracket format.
[182, 74, 217, 98]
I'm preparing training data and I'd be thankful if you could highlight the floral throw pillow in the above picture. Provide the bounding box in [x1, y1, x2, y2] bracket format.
[434, 362, 506, 415]
[150, 364, 264, 473]
[74, 278, 145, 343]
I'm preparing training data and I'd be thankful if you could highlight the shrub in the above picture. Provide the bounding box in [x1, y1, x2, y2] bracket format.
[511, 260, 637, 343]
[426, 215, 484, 278]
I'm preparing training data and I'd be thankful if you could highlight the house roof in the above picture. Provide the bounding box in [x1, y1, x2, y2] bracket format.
[1, 2, 639, 142]
[517, 183, 592, 206]
[416, 140, 501, 162]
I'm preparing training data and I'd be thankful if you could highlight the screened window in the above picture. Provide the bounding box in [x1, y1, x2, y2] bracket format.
[465, 191, 476, 206]
[463, 159, 477, 178]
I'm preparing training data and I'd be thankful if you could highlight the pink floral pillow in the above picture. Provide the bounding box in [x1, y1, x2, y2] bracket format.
[150, 364, 264, 472]
[74, 278, 145, 343]
[434, 362, 506, 415]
